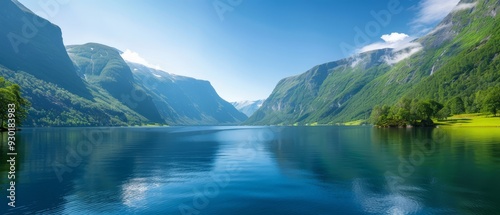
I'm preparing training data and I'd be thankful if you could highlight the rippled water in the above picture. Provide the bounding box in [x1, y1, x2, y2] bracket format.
[1, 126, 500, 214]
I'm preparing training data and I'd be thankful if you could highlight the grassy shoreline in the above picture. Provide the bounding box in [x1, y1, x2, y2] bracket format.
[339, 113, 500, 127]
[435, 113, 500, 127]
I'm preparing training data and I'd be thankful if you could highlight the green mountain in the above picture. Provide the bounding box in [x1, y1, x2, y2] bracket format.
[246, 49, 392, 125]
[0, 0, 90, 98]
[0, 65, 150, 126]
[129, 62, 248, 125]
[247, 0, 500, 125]
[66, 43, 163, 122]
[0, 0, 247, 126]
[0, 0, 146, 126]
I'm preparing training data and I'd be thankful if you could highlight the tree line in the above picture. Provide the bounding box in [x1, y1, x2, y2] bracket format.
[370, 99, 443, 127]
[370, 87, 500, 127]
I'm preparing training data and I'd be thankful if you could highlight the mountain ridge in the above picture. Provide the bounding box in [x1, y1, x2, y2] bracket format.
[247, 0, 500, 125]
[129, 61, 248, 125]
[0, 0, 91, 98]
[0, 0, 247, 126]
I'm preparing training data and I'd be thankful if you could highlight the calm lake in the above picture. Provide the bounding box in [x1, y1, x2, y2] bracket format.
[1, 126, 500, 214]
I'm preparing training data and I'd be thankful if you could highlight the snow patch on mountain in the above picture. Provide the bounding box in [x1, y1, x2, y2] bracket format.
[231, 100, 265, 117]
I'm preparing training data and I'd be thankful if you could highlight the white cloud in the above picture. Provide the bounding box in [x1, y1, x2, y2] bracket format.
[121, 49, 162, 70]
[413, 0, 460, 25]
[359, 42, 391, 53]
[383, 45, 423, 65]
[356, 31, 423, 65]
[381, 33, 409, 43]
[392, 41, 422, 52]
[358, 32, 417, 53]
[353, 0, 475, 64]
[452, 2, 477, 12]
[412, 1, 477, 36]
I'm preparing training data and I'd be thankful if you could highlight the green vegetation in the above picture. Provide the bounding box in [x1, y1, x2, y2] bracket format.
[370, 99, 443, 127]
[67, 44, 247, 125]
[67, 43, 163, 122]
[476, 86, 500, 116]
[370, 89, 500, 128]
[447, 97, 465, 115]
[247, 0, 500, 126]
[0, 67, 151, 126]
[246, 50, 391, 125]
[342, 120, 365, 126]
[0, 77, 30, 129]
[436, 113, 500, 127]
[336, 2, 500, 124]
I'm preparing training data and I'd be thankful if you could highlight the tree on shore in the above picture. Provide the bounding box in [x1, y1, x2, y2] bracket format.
[436, 107, 451, 120]
[448, 97, 465, 115]
[370, 105, 391, 127]
[483, 87, 500, 116]
[0, 77, 30, 129]
[370, 99, 443, 127]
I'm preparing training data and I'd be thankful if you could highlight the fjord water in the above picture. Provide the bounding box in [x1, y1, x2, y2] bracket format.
[1, 126, 500, 214]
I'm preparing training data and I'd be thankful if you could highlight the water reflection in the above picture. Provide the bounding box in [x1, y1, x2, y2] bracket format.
[267, 126, 500, 214]
[1, 126, 499, 214]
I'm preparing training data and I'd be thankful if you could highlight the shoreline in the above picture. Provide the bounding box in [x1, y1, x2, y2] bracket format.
[340, 113, 500, 128]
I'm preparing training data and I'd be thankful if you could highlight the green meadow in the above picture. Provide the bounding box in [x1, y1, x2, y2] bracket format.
[436, 114, 500, 127]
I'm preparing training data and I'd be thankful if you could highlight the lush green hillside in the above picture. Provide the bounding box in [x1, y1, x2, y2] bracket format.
[247, 0, 500, 125]
[0, 67, 148, 126]
[0, 0, 247, 126]
[246, 49, 393, 125]
[0, 0, 155, 126]
[334, 0, 500, 123]
[67, 43, 163, 123]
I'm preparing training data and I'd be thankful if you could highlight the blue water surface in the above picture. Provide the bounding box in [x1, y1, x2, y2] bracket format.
[1, 126, 499, 214]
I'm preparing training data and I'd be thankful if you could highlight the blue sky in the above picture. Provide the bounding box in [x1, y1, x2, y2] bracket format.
[18, 0, 462, 102]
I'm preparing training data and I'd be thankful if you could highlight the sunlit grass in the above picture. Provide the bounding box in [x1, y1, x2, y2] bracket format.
[342, 120, 365, 126]
[436, 113, 500, 127]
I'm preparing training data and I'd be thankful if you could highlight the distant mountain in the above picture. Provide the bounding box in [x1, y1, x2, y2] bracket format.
[247, 0, 500, 125]
[231, 100, 264, 117]
[129, 62, 248, 125]
[0, 0, 247, 126]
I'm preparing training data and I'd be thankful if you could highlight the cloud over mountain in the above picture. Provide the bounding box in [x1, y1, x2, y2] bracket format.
[413, 0, 460, 25]
[121, 49, 162, 70]
[381, 33, 409, 43]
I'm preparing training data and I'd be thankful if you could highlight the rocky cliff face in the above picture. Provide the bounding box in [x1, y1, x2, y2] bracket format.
[0, 0, 90, 98]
